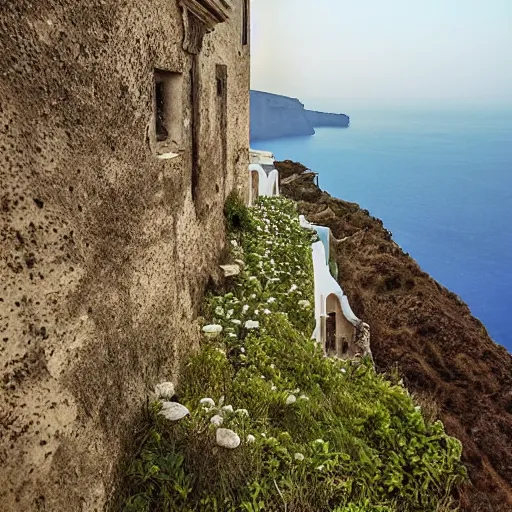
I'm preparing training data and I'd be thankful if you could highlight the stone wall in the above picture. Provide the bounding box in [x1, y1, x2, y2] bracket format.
[0, 1, 250, 510]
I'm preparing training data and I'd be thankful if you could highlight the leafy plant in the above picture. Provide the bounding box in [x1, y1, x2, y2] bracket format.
[224, 190, 252, 232]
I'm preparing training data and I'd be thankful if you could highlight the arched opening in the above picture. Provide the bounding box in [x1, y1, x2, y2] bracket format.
[251, 170, 259, 204]
[325, 293, 356, 358]
[271, 177, 278, 196]
[326, 312, 336, 355]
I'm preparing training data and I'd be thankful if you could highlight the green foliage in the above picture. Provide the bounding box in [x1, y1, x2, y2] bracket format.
[224, 190, 252, 232]
[329, 257, 339, 280]
[121, 197, 466, 512]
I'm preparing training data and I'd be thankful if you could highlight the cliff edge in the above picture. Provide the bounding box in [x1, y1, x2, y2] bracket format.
[278, 160, 512, 512]
[250, 90, 349, 141]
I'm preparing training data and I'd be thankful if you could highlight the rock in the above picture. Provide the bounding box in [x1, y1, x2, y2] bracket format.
[202, 324, 223, 338]
[154, 382, 175, 399]
[216, 428, 241, 449]
[158, 402, 190, 421]
[220, 264, 240, 277]
[210, 415, 223, 426]
[280, 174, 301, 185]
[309, 207, 336, 223]
[199, 397, 215, 409]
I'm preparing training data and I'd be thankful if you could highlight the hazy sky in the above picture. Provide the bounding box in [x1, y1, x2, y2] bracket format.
[251, 0, 512, 108]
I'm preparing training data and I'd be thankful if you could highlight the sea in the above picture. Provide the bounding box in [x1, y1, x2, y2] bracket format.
[251, 106, 512, 352]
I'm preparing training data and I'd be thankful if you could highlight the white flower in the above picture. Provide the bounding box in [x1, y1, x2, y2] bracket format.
[299, 395, 309, 401]
[261, 433, 267, 438]
[236, 409, 249, 416]
[158, 402, 190, 421]
[230, 240, 238, 247]
[247, 434, 256, 443]
[270, 363, 275, 369]
[210, 414, 224, 426]
[250, 294, 257, 299]
[240, 347, 245, 353]
[221, 405, 234, 414]
[316, 465, 325, 471]
[267, 297, 276, 303]
[286, 394, 297, 405]
[199, 397, 215, 409]
[216, 428, 241, 449]
[261, 375, 265, 379]
[231, 319, 241, 325]
[415, 405, 422, 412]
[215, 306, 224, 316]
[298, 300, 310, 308]
[228, 333, 237, 338]
[263, 309, 271, 315]
[254, 310, 259, 315]
[294, 452, 304, 461]
[289, 284, 298, 293]
[202, 324, 223, 338]
[226, 309, 234, 319]
[271, 385, 277, 391]
[341, 368, 347, 374]
[249, 276, 257, 281]
[242, 305, 249, 313]
[245, 320, 260, 329]
[154, 382, 175, 399]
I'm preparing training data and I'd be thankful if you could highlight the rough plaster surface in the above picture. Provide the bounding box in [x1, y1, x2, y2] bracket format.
[0, 1, 249, 510]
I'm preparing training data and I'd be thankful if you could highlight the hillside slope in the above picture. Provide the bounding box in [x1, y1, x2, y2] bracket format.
[278, 160, 512, 512]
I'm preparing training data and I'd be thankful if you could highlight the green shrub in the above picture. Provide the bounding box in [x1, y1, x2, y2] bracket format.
[224, 190, 252, 232]
[120, 197, 466, 512]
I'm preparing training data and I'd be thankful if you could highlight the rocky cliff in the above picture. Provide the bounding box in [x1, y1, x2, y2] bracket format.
[304, 109, 350, 128]
[250, 90, 349, 141]
[278, 160, 512, 512]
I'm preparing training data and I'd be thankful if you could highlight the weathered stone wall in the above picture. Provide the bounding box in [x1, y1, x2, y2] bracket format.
[0, 1, 249, 510]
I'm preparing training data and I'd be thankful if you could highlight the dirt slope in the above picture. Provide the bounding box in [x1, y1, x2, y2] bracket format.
[278, 160, 512, 512]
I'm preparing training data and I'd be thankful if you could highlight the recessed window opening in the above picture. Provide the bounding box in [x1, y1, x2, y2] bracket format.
[155, 80, 168, 141]
[216, 64, 228, 187]
[153, 69, 183, 151]
[326, 312, 337, 355]
[242, 0, 249, 46]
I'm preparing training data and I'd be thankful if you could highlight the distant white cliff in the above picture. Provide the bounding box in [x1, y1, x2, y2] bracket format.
[250, 90, 350, 141]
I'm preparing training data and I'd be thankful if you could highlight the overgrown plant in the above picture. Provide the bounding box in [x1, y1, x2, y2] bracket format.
[224, 190, 253, 232]
[121, 197, 466, 512]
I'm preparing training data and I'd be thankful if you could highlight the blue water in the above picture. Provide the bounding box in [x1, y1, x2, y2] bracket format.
[252, 107, 512, 351]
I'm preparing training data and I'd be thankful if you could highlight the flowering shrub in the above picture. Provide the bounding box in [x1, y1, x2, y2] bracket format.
[121, 197, 466, 512]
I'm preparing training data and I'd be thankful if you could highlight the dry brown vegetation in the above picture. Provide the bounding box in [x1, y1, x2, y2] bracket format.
[278, 159, 512, 512]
